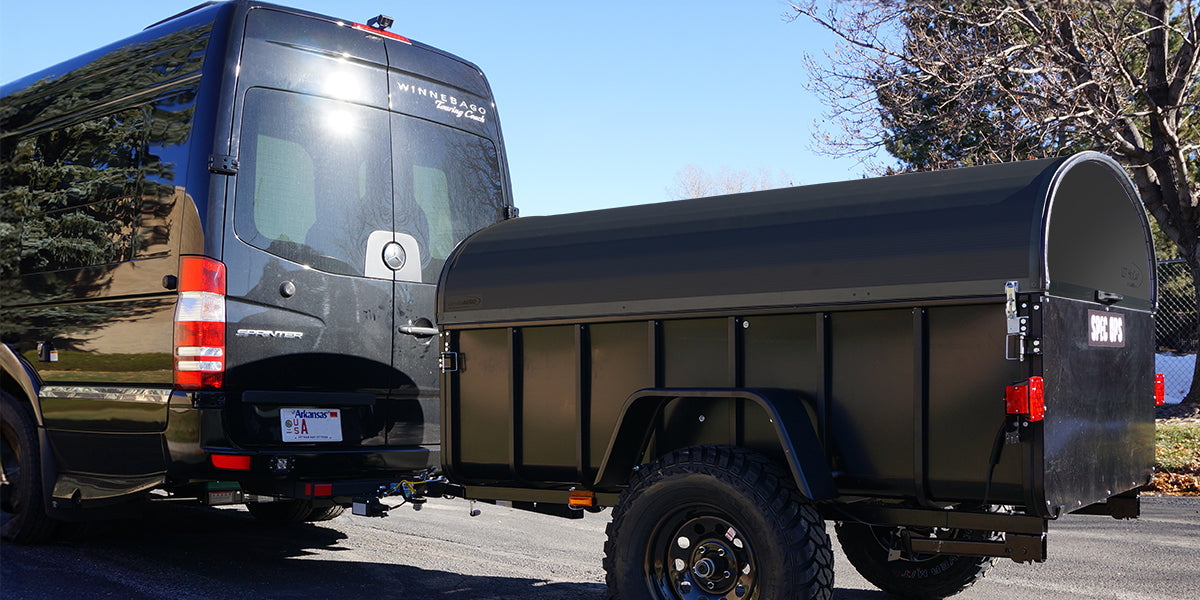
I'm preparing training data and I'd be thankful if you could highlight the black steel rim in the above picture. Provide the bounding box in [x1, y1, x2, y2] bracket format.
[647, 507, 758, 599]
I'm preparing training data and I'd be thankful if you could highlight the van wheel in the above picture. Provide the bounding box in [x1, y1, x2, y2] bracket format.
[305, 504, 345, 522]
[1, 392, 57, 544]
[247, 499, 313, 525]
[836, 519, 996, 599]
[604, 445, 833, 600]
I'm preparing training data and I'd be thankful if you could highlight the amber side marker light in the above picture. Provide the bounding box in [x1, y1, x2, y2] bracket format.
[568, 490, 595, 509]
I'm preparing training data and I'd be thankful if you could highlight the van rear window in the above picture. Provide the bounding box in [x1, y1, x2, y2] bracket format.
[392, 114, 505, 282]
[235, 89, 391, 277]
[235, 87, 505, 282]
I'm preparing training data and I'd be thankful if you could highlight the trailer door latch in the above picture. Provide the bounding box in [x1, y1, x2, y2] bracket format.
[1004, 281, 1030, 361]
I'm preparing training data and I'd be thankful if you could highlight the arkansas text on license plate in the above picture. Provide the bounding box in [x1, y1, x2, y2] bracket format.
[280, 408, 342, 442]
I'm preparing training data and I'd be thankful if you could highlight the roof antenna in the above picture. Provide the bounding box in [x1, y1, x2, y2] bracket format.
[367, 15, 394, 30]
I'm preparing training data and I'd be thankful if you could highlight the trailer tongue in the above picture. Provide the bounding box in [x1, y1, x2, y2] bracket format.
[434, 152, 1156, 599]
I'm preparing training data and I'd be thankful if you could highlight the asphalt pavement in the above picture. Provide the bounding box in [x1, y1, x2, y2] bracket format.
[2, 495, 1197, 599]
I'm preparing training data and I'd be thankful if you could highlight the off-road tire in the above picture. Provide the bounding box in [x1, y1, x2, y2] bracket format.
[247, 499, 313, 525]
[836, 521, 995, 599]
[604, 445, 833, 600]
[305, 504, 346, 522]
[1, 392, 57, 544]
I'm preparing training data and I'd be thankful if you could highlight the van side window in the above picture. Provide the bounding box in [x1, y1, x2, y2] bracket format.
[132, 90, 200, 260]
[234, 88, 390, 277]
[3, 108, 150, 275]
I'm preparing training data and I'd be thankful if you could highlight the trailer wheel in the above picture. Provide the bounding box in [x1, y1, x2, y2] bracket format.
[1, 392, 57, 544]
[604, 445, 833, 600]
[836, 520, 996, 600]
[247, 499, 313, 525]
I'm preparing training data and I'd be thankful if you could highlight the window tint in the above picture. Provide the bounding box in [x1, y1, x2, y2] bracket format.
[2, 108, 149, 275]
[393, 114, 504, 282]
[134, 89, 198, 260]
[235, 89, 390, 277]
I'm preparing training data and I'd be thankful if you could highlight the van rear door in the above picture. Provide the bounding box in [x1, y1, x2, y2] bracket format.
[383, 45, 511, 446]
[220, 8, 408, 458]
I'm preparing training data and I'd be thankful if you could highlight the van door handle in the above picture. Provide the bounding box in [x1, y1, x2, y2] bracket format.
[398, 325, 438, 338]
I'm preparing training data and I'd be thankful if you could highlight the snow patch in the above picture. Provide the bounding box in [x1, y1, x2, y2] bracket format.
[1156, 353, 1195, 404]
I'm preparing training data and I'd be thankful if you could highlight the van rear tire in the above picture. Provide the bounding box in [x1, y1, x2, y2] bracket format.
[305, 504, 345, 522]
[1, 393, 58, 544]
[247, 499, 313, 525]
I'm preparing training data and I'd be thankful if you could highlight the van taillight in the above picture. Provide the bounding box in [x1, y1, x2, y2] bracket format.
[1155, 373, 1166, 406]
[174, 256, 226, 390]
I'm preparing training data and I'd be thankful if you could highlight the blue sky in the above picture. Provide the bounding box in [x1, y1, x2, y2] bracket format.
[0, 0, 874, 216]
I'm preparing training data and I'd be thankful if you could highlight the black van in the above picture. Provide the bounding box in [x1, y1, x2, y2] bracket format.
[0, 1, 514, 542]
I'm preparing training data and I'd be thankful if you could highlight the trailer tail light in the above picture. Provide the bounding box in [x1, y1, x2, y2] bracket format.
[1006, 376, 1045, 422]
[174, 256, 226, 390]
[1155, 373, 1166, 406]
[211, 454, 251, 470]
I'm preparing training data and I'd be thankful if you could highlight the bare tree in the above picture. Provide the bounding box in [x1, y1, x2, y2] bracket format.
[790, 0, 1200, 405]
[667, 165, 793, 200]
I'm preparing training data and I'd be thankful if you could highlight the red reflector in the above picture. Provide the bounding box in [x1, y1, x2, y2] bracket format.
[568, 490, 595, 509]
[1005, 384, 1028, 415]
[212, 454, 251, 470]
[314, 484, 333, 497]
[1006, 376, 1045, 422]
[351, 23, 411, 44]
[1155, 373, 1166, 406]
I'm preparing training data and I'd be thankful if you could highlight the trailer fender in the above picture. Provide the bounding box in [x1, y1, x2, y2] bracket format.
[593, 388, 836, 501]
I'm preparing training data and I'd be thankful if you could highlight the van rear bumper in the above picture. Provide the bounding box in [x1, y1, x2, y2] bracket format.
[172, 444, 439, 496]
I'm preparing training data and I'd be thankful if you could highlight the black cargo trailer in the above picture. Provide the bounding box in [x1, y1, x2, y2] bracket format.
[436, 152, 1159, 599]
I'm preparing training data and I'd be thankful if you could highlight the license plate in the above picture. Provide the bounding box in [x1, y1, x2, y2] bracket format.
[1088, 310, 1125, 348]
[280, 408, 342, 442]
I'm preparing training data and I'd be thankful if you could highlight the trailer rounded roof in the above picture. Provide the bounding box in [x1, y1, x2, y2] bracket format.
[438, 152, 1154, 326]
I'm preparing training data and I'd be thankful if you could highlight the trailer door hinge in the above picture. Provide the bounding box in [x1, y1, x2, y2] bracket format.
[209, 154, 239, 175]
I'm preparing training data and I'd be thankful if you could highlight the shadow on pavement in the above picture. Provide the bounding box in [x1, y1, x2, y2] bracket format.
[4, 503, 604, 599]
[3, 503, 894, 599]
